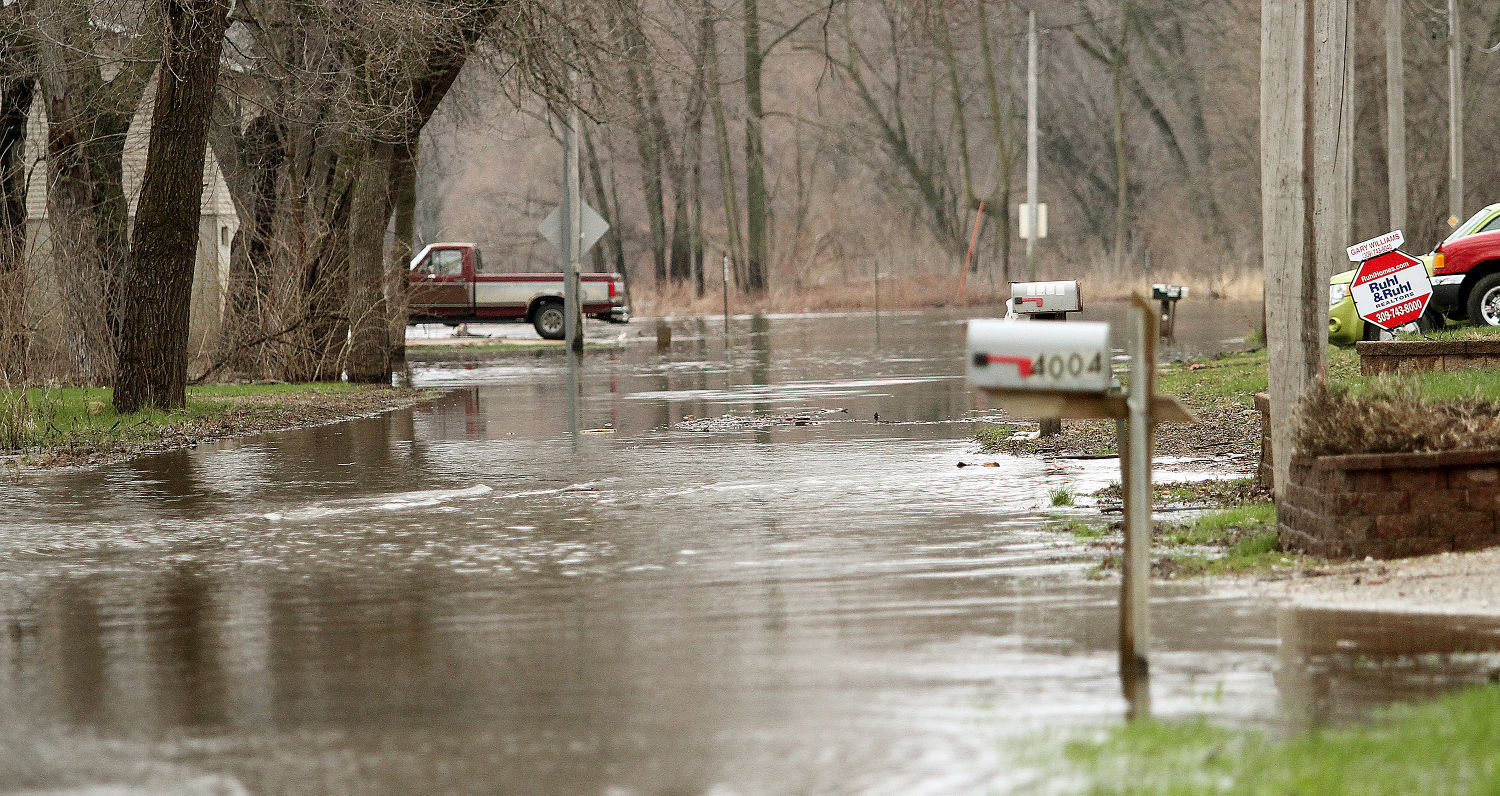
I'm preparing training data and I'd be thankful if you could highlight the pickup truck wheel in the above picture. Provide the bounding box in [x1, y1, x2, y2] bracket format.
[1467, 273, 1500, 327]
[533, 301, 566, 340]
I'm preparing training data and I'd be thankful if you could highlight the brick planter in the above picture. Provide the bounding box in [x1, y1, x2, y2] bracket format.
[1357, 339, 1500, 375]
[1279, 448, 1500, 559]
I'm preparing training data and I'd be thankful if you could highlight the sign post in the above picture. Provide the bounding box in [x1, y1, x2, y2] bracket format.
[967, 294, 1193, 720]
[539, 200, 611, 351]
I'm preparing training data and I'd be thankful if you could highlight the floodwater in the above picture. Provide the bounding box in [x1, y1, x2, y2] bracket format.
[5, 302, 1500, 793]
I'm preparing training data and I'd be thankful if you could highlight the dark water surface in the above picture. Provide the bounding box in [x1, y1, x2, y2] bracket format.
[5, 302, 1500, 792]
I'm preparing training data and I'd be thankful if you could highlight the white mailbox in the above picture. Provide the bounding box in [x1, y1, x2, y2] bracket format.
[1151, 284, 1188, 301]
[1010, 280, 1082, 314]
[967, 319, 1112, 393]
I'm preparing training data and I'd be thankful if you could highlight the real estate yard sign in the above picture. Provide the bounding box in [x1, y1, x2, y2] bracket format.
[1351, 249, 1432, 331]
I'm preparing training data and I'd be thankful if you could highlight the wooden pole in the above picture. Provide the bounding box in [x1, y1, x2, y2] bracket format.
[956, 201, 984, 301]
[1386, 0, 1407, 232]
[1448, 0, 1464, 225]
[1314, 0, 1351, 311]
[1026, 10, 1039, 282]
[1261, 0, 1322, 499]
[563, 68, 584, 353]
[1119, 294, 1156, 720]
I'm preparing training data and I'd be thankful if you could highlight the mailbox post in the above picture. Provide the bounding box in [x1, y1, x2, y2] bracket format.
[967, 293, 1193, 720]
[1151, 284, 1188, 343]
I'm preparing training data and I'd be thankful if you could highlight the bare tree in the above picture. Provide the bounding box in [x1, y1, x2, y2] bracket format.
[112, 0, 230, 412]
[32, 0, 158, 383]
[0, 6, 36, 381]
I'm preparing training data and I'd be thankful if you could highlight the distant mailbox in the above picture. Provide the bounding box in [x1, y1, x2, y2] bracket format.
[967, 319, 1112, 393]
[1152, 284, 1188, 301]
[1010, 280, 1082, 314]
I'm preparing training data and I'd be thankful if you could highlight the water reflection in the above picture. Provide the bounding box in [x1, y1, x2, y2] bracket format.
[0, 304, 1495, 790]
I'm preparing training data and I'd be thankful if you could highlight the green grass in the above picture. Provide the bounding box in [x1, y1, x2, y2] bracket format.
[1088, 502, 1296, 579]
[1048, 518, 1111, 539]
[1049, 486, 1076, 507]
[1162, 530, 1286, 577]
[1052, 684, 1500, 794]
[1153, 349, 1271, 407]
[1356, 367, 1500, 403]
[1131, 341, 1500, 408]
[0, 383, 378, 453]
[1157, 502, 1275, 546]
[1397, 323, 1500, 342]
[974, 425, 1020, 448]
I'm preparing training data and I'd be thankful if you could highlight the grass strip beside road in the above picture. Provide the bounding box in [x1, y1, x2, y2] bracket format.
[0, 384, 431, 467]
[1060, 493, 1297, 579]
[1046, 683, 1500, 794]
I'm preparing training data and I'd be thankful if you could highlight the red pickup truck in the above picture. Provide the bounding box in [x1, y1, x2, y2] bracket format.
[407, 243, 630, 339]
[1430, 203, 1500, 326]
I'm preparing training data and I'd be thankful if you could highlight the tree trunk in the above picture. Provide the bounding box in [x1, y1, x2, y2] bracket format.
[1111, 5, 1131, 273]
[743, 0, 768, 294]
[705, 2, 745, 285]
[36, 0, 157, 383]
[302, 146, 355, 382]
[978, 0, 1015, 280]
[584, 121, 628, 288]
[0, 67, 34, 382]
[620, 9, 668, 285]
[112, 0, 230, 412]
[388, 138, 416, 384]
[210, 113, 284, 380]
[345, 139, 394, 384]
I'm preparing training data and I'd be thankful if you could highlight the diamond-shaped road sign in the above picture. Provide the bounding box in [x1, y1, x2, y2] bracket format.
[539, 203, 609, 256]
[1351, 249, 1433, 331]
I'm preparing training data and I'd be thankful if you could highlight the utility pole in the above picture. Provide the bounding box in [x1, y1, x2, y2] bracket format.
[1386, 0, 1407, 232]
[1262, 0, 1338, 498]
[562, 68, 584, 353]
[1448, 0, 1464, 225]
[1314, 0, 1352, 280]
[1026, 9, 1039, 281]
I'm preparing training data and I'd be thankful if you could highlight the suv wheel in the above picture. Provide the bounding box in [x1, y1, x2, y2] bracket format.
[1466, 273, 1500, 327]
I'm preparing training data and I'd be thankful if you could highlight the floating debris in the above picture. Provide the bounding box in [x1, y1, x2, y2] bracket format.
[673, 407, 851, 433]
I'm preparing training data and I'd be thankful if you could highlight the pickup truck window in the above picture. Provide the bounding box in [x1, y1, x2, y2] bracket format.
[1480, 215, 1500, 235]
[421, 249, 463, 276]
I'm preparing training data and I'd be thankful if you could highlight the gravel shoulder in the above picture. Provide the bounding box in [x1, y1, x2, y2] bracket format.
[1224, 548, 1500, 617]
[980, 397, 1264, 468]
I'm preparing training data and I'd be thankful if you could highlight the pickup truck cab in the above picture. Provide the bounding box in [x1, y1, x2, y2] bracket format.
[407, 242, 629, 340]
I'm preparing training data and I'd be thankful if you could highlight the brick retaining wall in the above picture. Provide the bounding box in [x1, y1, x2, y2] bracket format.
[1357, 339, 1500, 375]
[1279, 448, 1500, 559]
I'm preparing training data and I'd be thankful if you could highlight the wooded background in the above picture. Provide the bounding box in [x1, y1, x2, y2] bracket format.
[1, 0, 1498, 404]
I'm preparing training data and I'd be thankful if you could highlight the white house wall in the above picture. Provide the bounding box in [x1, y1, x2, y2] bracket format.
[21, 72, 238, 372]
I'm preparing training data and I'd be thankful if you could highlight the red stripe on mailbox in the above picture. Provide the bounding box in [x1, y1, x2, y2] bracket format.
[985, 354, 1033, 377]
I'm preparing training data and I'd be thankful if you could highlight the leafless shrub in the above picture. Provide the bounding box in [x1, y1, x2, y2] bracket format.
[1294, 381, 1500, 457]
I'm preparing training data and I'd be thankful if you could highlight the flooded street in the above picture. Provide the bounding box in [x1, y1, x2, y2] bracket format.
[6, 302, 1500, 792]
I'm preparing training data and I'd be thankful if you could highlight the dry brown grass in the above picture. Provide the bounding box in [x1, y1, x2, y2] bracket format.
[1295, 382, 1500, 456]
[628, 265, 1264, 317]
